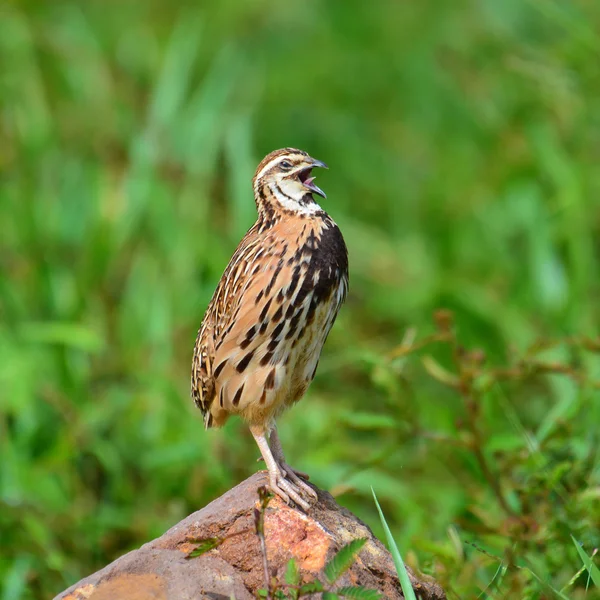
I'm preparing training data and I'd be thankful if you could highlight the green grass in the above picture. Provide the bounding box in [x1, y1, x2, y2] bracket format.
[1, 1, 599, 598]
[373, 489, 417, 600]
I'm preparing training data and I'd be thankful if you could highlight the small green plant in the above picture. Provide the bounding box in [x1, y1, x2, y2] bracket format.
[185, 536, 223, 558]
[257, 543, 381, 599]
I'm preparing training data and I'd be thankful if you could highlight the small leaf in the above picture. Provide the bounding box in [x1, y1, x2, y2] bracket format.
[286, 558, 300, 585]
[324, 538, 367, 584]
[336, 586, 382, 599]
[421, 355, 459, 386]
[299, 580, 324, 594]
[286, 558, 300, 599]
[185, 537, 222, 558]
[571, 536, 600, 588]
[323, 593, 340, 599]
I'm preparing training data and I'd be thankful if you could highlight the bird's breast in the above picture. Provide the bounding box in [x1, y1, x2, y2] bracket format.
[273, 216, 348, 402]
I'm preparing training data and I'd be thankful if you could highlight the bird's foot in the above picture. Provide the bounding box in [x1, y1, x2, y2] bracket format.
[251, 426, 317, 510]
[277, 462, 318, 503]
[267, 467, 311, 511]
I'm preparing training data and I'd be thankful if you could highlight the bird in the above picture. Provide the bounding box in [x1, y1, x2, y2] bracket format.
[191, 148, 348, 510]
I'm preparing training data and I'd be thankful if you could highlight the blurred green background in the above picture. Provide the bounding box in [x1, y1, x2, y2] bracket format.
[1, 0, 599, 598]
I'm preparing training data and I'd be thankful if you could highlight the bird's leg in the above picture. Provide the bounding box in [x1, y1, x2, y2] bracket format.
[269, 425, 318, 502]
[250, 425, 311, 511]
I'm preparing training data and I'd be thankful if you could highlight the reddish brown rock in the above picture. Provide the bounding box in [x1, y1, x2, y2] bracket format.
[55, 473, 446, 600]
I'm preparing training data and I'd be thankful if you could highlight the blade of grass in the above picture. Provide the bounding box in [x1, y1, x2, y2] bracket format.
[571, 535, 600, 589]
[371, 488, 416, 600]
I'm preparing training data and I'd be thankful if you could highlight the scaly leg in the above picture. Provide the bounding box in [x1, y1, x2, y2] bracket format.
[250, 425, 311, 511]
[269, 425, 318, 503]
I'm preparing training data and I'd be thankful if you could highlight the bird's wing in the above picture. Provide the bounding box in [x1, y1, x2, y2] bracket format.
[191, 310, 217, 425]
[191, 230, 263, 426]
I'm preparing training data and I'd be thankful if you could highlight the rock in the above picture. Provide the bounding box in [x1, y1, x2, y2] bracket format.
[55, 472, 446, 600]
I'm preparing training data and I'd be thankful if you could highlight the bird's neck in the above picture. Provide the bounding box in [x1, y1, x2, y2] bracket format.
[254, 182, 324, 225]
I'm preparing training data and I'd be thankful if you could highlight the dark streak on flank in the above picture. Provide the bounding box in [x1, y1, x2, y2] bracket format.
[233, 383, 244, 406]
[272, 321, 285, 340]
[294, 275, 313, 307]
[259, 390, 267, 405]
[259, 298, 272, 322]
[214, 361, 226, 379]
[236, 351, 254, 373]
[260, 351, 273, 366]
[272, 305, 283, 322]
[265, 369, 276, 389]
[240, 325, 256, 350]
[286, 305, 306, 340]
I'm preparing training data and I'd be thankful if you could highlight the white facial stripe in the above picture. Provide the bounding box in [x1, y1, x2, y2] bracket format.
[254, 157, 280, 183]
[254, 153, 306, 183]
[254, 156, 286, 182]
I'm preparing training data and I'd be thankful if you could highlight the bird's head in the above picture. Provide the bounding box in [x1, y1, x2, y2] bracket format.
[252, 148, 328, 215]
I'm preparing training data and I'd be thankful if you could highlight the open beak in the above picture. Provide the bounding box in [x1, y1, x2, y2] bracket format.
[298, 158, 328, 199]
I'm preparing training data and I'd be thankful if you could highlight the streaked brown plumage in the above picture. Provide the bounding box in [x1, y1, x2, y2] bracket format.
[191, 148, 348, 509]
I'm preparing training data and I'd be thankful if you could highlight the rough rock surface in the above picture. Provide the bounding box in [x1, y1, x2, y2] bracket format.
[55, 472, 446, 600]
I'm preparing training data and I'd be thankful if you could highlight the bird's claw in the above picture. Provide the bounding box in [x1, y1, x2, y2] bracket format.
[279, 463, 318, 502]
[268, 467, 311, 511]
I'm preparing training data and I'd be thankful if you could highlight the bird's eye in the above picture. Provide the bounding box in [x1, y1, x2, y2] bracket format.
[280, 160, 292, 169]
